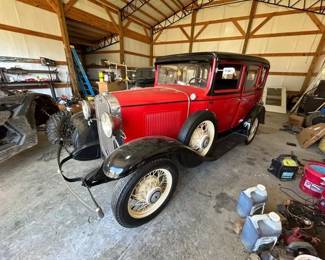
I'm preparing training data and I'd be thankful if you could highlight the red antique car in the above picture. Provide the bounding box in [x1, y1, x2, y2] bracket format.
[56, 52, 270, 227]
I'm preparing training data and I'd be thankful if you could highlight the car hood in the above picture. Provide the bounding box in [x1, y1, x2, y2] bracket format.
[112, 87, 189, 107]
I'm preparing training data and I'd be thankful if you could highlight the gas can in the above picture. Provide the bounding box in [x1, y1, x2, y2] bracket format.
[236, 184, 267, 218]
[240, 212, 282, 252]
[299, 162, 325, 198]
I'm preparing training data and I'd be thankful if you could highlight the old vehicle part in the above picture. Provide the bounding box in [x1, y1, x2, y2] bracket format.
[305, 112, 325, 127]
[111, 158, 178, 227]
[286, 241, 318, 257]
[245, 117, 259, 144]
[178, 111, 217, 156]
[0, 92, 58, 163]
[46, 111, 74, 145]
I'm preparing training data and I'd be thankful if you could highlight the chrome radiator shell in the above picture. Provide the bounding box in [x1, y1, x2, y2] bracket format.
[94, 93, 121, 158]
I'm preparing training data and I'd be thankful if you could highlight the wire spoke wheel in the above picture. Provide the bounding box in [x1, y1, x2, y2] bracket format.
[127, 168, 173, 219]
[247, 118, 259, 143]
[189, 120, 215, 156]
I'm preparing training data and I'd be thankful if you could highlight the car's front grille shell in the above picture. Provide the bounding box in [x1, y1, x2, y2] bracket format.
[94, 94, 117, 158]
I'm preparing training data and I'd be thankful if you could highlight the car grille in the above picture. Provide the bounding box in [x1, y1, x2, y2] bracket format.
[94, 94, 116, 158]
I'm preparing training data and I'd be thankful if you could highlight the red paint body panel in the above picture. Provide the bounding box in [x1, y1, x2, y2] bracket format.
[110, 54, 270, 143]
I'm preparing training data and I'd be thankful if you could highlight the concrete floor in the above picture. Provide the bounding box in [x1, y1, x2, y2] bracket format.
[0, 112, 323, 260]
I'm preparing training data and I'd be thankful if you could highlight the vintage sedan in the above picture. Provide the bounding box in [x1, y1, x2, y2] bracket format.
[57, 52, 270, 227]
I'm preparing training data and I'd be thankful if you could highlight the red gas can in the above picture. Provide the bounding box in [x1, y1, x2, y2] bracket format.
[299, 162, 325, 198]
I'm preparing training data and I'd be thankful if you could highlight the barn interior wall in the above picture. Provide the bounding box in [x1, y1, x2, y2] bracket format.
[0, 0, 71, 97]
[153, 2, 325, 93]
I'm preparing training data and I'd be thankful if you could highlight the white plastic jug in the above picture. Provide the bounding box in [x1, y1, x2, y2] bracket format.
[236, 184, 267, 218]
[241, 212, 282, 252]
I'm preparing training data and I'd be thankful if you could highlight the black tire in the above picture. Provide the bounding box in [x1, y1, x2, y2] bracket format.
[178, 111, 217, 156]
[245, 117, 259, 145]
[111, 158, 178, 228]
[46, 111, 73, 145]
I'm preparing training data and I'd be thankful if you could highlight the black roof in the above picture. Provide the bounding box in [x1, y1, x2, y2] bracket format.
[155, 52, 270, 66]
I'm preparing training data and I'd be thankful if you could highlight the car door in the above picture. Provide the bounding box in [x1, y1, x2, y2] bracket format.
[208, 61, 244, 132]
[231, 64, 261, 128]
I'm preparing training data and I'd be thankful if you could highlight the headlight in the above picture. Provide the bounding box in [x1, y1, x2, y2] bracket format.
[101, 112, 113, 137]
[81, 100, 91, 120]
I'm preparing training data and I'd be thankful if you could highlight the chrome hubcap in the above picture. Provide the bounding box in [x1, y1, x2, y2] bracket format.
[189, 120, 215, 156]
[127, 169, 172, 218]
[146, 187, 162, 204]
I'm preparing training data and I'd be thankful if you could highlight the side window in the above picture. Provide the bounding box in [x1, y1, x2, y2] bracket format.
[244, 65, 259, 90]
[213, 63, 243, 91]
[257, 66, 268, 88]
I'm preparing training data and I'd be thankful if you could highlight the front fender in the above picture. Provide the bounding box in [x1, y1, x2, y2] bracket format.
[102, 137, 204, 179]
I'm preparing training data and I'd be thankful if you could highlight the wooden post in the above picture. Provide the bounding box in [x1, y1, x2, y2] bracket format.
[242, 0, 258, 54]
[189, 9, 197, 53]
[118, 11, 125, 64]
[150, 28, 154, 66]
[53, 0, 80, 98]
[300, 32, 325, 94]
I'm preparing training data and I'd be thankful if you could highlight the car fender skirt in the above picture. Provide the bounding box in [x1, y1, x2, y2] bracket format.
[102, 137, 204, 179]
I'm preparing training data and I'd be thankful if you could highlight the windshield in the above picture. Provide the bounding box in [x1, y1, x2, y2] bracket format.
[157, 62, 211, 88]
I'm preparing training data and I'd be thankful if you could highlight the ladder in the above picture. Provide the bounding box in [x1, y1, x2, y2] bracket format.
[71, 46, 95, 97]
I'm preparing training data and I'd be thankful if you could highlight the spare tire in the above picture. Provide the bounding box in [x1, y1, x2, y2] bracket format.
[46, 111, 74, 145]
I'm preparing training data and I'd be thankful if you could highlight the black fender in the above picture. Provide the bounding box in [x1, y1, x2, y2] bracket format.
[248, 103, 265, 124]
[102, 137, 204, 179]
[71, 113, 101, 161]
[178, 110, 218, 143]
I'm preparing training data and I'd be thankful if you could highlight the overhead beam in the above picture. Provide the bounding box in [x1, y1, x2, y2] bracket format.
[53, 0, 80, 98]
[64, 0, 78, 13]
[118, 11, 125, 64]
[189, 9, 197, 53]
[120, 0, 155, 22]
[242, 0, 258, 54]
[256, 0, 325, 15]
[300, 32, 325, 93]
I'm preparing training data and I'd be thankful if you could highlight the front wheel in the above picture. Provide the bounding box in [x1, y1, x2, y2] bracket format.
[111, 158, 178, 228]
[245, 117, 259, 144]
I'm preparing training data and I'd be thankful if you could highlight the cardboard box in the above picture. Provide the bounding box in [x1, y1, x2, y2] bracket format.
[97, 81, 108, 94]
[297, 123, 325, 148]
[288, 114, 305, 127]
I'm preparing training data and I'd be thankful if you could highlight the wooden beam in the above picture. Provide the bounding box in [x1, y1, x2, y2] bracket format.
[300, 32, 325, 93]
[46, 0, 57, 12]
[125, 50, 150, 58]
[106, 7, 120, 33]
[194, 24, 208, 40]
[242, 0, 257, 54]
[53, 0, 80, 98]
[0, 23, 62, 41]
[250, 30, 321, 39]
[249, 52, 316, 57]
[189, 9, 197, 53]
[64, 0, 78, 13]
[118, 11, 125, 64]
[250, 14, 273, 35]
[307, 13, 325, 32]
[161, 0, 176, 13]
[150, 29, 153, 66]
[180, 27, 190, 40]
[269, 71, 307, 76]
[147, 2, 168, 19]
[232, 20, 245, 36]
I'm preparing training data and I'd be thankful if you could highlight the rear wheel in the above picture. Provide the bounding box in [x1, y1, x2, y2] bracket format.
[178, 111, 217, 156]
[111, 158, 178, 228]
[245, 117, 259, 144]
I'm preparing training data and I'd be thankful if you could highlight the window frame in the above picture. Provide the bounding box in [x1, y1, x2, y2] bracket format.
[211, 61, 245, 95]
[243, 64, 262, 92]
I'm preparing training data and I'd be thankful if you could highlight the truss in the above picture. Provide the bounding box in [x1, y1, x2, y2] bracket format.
[85, 35, 120, 53]
[120, 0, 152, 21]
[256, 0, 325, 14]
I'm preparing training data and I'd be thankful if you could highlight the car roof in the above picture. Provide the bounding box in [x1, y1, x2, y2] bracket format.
[155, 52, 270, 66]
